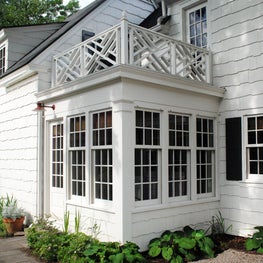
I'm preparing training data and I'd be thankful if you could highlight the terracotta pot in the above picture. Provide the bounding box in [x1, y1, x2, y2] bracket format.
[3, 216, 25, 234]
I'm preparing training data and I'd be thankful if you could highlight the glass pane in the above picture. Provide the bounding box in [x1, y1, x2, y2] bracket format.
[201, 7, 206, 20]
[151, 184, 158, 199]
[176, 131, 182, 146]
[169, 115, 175, 129]
[136, 111, 143, 127]
[70, 118, 74, 132]
[248, 131, 256, 144]
[143, 150, 150, 165]
[153, 113, 160, 128]
[197, 118, 201, 132]
[95, 184, 101, 198]
[189, 12, 195, 24]
[81, 116, 85, 130]
[106, 129, 112, 145]
[183, 116, 189, 130]
[190, 38, 195, 45]
[169, 183, 173, 197]
[143, 184, 149, 200]
[248, 118, 255, 130]
[250, 148, 258, 160]
[93, 114, 98, 129]
[75, 133, 79, 147]
[176, 116, 182, 130]
[99, 130, 105, 145]
[136, 128, 143, 145]
[145, 112, 152, 127]
[195, 9, 201, 22]
[258, 131, 263, 144]
[250, 162, 258, 174]
[102, 150, 107, 164]
[196, 22, 201, 35]
[135, 185, 141, 201]
[135, 167, 141, 183]
[175, 182, 180, 196]
[135, 149, 141, 165]
[202, 21, 207, 33]
[153, 130, 160, 145]
[182, 182, 187, 195]
[75, 117, 80, 131]
[99, 112, 105, 128]
[106, 111, 112, 127]
[95, 150, 101, 165]
[151, 150, 158, 165]
[259, 147, 263, 160]
[143, 167, 149, 182]
[190, 25, 195, 37]
[151, 167, 158, 182]
[93, 131, 98, 146]
[169, 131, 175, 146]
[257, 117, 263, 129]
[145, 129, 152, 145]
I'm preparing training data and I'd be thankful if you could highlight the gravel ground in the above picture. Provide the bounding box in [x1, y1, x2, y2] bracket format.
[193, 249, 263, 263]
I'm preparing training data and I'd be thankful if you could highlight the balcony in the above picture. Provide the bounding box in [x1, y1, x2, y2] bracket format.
[53, 14, 211, 87]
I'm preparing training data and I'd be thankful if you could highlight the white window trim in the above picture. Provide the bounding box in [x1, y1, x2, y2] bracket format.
[181, 1, 209, 48]
[0, 41, 7, 75]
[90, 109, 114, 207]
[134, 109, 162, 207]
[244, 115, 263, 182]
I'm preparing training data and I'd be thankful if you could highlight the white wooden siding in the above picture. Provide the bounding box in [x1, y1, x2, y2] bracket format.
[0, 76, 38, 222]
[210, 0, 263, 236]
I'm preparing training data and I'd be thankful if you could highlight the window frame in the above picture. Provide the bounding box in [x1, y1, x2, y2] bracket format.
[245, 115, 263, 181]
[168, 113, 191, 201]
[91, 109, 113, 205]
[185, 2, 208, 48]
[68, 114, 86, 201]
[134, 109, 162, 206]
[0, 42, 7, 76]
[196, 117, 215, 198]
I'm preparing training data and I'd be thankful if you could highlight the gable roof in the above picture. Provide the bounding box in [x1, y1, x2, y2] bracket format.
[1, 0, 106, 78]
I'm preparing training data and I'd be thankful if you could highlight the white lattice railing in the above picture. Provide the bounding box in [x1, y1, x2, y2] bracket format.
[53, 14, 211, 87]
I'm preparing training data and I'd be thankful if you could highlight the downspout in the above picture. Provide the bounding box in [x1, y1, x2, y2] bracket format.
[36, 110, 45, 218]
[161, 0, 167, 17]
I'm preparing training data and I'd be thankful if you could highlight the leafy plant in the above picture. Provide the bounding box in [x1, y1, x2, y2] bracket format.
[75, 209, 81, 233]
[207, 211, 232, 236]
[148, 226, 214, 262]
[63, 210, 70, 233]
[1, 194, 24, 220]
[245, 226, 263, 253]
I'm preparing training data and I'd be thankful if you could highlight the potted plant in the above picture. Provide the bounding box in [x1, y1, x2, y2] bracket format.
[1, 195, 25, 234]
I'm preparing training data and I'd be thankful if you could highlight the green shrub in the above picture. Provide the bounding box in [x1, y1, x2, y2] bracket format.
[148, 226, 214, 262]
[245, 226, 263, 254]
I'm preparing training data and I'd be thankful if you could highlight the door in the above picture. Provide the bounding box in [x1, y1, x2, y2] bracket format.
[49, 122, 65, 218]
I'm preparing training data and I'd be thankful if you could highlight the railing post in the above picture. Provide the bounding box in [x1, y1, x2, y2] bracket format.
[52, 57, 57, 88]
[81, 45, 85, 77]
[206, 49, 212, 84]
[120, 11, 129, 65]
[171, 42, 176, 75]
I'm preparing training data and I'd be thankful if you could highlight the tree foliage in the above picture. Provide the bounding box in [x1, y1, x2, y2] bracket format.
[0, 0, 80, 28]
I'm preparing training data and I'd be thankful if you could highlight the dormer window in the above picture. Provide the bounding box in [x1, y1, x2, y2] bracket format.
[0, 44, 6, 76]
[186, 3, 207, 48]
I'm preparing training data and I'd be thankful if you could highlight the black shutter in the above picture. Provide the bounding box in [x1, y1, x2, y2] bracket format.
[226, 117, 242, 180]
[82, 30, 95, 41]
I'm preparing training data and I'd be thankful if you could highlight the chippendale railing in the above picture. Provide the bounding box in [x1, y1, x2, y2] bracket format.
[53, 13, 211, 87]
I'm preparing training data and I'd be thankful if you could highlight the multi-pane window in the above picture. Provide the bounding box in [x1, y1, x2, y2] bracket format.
[51, 123, 64, 188]
[196, 118, 214, 195]
[92, 110, 113, 201]
[188, 5, 207, 48]
[247, 116, 263, 176]
[135, 110, 160, 202]
[0, 45, 6, 76]
[69, 116, 86, 197]
[168, 114, 190, 198]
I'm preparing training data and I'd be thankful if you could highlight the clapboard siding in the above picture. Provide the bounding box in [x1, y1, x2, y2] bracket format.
[210, 0, 263, 237]
[0, 76, 38, 220]
[132, 201, 219, 250]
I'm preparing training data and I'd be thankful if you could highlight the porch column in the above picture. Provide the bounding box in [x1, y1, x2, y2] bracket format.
[112, 100, 134, 243]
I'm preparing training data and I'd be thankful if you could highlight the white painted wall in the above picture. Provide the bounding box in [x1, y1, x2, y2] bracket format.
[0, 75, 38, 223]
[210, 0, 263, 236]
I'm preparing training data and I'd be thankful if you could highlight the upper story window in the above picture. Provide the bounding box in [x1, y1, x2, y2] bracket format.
[0, 44, 6, 76]
[246, 115, 263, 178]
[186, 4, 207, 48]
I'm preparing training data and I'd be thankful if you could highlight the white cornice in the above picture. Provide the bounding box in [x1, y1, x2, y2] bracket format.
[36, 65, 224, 103]
[0, 65, 37, 89]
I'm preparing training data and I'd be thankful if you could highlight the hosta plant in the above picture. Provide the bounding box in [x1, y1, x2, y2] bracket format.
[245, 226, 263, 254]
[148, 226, 215, 262]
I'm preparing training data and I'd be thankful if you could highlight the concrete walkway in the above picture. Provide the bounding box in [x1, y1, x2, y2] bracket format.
[0, 233, 41, 263]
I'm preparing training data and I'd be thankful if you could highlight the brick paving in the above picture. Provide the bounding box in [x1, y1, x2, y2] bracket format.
[0, 233, 41, 263]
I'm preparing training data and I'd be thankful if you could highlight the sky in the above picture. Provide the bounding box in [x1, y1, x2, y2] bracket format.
[65, 0, 95, 8]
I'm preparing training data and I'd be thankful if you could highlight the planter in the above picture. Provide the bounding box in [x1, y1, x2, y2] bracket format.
[3, 216, 25, 234]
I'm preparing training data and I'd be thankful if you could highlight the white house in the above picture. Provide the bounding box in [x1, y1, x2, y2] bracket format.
[0, 0, 262, 251]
